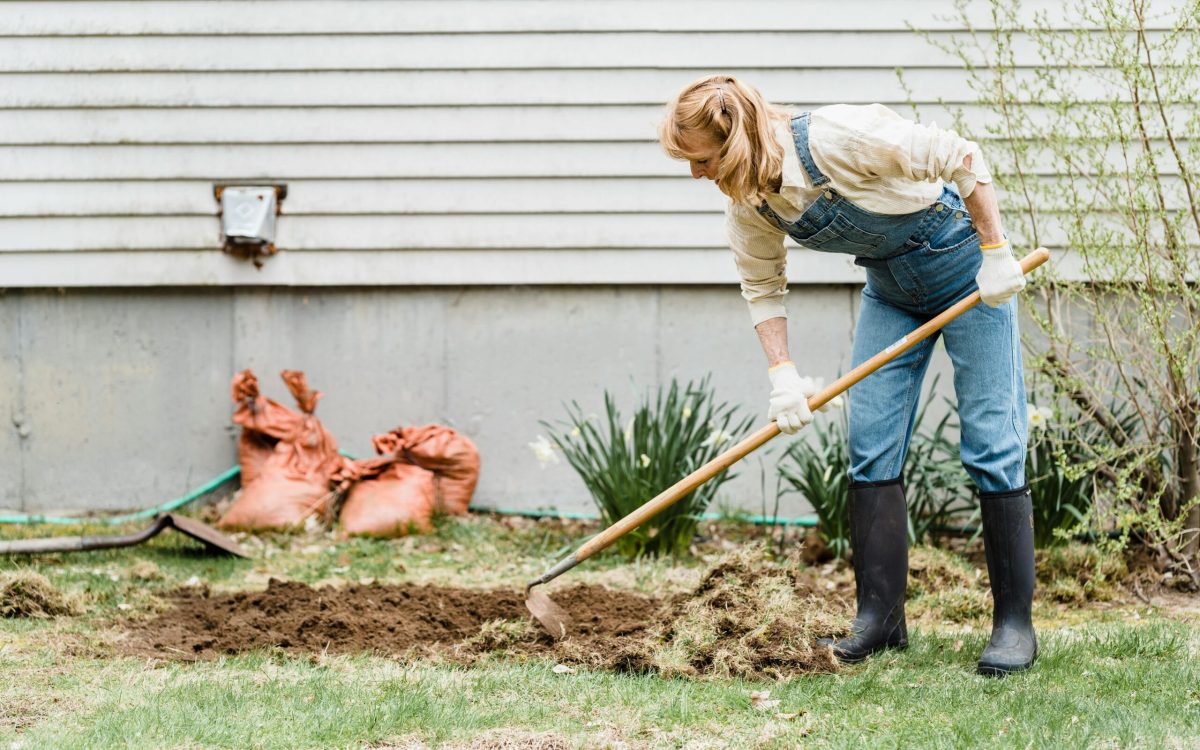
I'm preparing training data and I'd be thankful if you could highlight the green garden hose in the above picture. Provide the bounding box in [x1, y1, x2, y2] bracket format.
[0, 466, 241, 526]
[0, 460, 820, 528]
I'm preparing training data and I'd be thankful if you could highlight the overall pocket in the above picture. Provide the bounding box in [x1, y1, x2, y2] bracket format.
[798, 213, 888, 254]
[925, 204, 977, 253]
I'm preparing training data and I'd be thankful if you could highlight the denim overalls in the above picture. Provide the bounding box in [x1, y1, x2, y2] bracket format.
[757, 113, 1027, 492]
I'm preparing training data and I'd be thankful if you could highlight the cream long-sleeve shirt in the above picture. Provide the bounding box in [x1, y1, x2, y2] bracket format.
[728, 103, 993, 326]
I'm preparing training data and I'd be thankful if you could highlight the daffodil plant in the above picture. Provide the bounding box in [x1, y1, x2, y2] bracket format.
[538, 376, 752, 558]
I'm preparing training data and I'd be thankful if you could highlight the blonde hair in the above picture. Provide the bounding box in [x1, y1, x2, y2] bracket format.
[659, 74, 790, 205]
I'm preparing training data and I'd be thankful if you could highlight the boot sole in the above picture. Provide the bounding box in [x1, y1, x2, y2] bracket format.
[977, 655, 1037, 677]
[977, 644, 1038, 677]
[831, 640, 908, 664]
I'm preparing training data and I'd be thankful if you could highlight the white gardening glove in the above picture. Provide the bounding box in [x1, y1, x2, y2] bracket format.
[976, 239, 1025, 307]
[767, 361, 815, 435]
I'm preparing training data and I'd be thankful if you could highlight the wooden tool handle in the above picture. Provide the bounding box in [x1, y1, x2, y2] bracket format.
[574, 247, 1050, 562]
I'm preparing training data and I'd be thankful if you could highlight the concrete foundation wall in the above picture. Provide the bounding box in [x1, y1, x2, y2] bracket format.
[0, 285, 961, 517]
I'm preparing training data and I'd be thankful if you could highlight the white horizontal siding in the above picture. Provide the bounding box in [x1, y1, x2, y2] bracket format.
[0, 213, 1099, 254]
[3, 176, 1193, 219]
[0, 178, 724, 217]
[7, 104, 1136, 146]
[0, 1, 1094, 35]
[0, 69, 992, 108]
[0, 213, 732, 251]
[0, 142, 1176, 182]
[0, 248, 1100, 288]
[2, 32, 1105, 73]
[2, 0, 1181, 288]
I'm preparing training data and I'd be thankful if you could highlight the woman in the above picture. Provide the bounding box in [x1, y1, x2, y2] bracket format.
[660, 75, 1036, 676]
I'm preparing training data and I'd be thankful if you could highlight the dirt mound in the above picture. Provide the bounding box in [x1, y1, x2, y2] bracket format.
[556, 545, 848, 680]
[0, 571, 82, 618]
[120, 578, 657, 661]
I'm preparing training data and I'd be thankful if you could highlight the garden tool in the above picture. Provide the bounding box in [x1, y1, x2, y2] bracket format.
[0, 513, 249, 558]
[525, 248, 1052, 639]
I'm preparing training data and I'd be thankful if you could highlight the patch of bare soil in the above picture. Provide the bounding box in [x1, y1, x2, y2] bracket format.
[119, 547, 852, 679]
[119, 578, 654, 662]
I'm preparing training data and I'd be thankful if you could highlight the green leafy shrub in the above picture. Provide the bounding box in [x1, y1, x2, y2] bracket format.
[910, 0, 1200, 586]
[541, 376, 753, 558]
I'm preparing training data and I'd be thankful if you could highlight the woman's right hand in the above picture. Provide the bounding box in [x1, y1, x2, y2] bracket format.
[767, 361, 816, 434]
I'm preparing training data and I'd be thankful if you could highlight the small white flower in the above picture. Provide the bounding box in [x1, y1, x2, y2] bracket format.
[570, 425, 581, 437]
[701, 427, 733, 448]
[1026, 403, 1053, 430]
[682, 406, 693, 420]
[639, 453, 651, 468]
[750, 690, 781, 710]
[528, 435, 559, 466]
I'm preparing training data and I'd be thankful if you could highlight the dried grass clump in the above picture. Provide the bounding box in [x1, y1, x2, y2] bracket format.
[907, 547, 980, 598]
[1037, 543, 1127, 603]
[0, 571, 83, 618]
[386, 729, 572, 750]
[907, 547, 990, 623]
[459, 729, 572, 750]
[563, 544, 849, 680]
[128, 560, 163, 581]
[458, 618, 538, 656]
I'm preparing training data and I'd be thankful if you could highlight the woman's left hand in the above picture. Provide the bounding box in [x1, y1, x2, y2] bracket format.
[976, 239, 1026, 307]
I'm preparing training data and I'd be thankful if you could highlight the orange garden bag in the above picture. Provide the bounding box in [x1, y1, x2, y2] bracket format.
[336, 425, 480, 537]
[379, 425, 481, 515]
[337, 458, 437, 537]
[219, 370, 345, 531]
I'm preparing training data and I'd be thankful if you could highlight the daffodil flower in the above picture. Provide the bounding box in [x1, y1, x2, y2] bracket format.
[701, 427, 733, 448]
[1026, 403, 1054, 430]
[528, 435, 559, 466]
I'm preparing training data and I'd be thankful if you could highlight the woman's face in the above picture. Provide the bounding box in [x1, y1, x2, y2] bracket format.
[678, 130, 722, 181]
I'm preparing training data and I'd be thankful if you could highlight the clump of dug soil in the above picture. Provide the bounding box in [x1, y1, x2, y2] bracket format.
[907, 546, 991, 623]
[0, 571, 82, 618]
[1037, 543, 1127, 603]
[557, 544, 849, 679]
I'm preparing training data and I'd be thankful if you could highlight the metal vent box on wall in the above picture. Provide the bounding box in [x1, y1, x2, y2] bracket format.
[219, 186, 278, 248]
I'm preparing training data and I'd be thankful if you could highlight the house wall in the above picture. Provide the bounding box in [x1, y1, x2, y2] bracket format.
[0, 1, 1094, 513]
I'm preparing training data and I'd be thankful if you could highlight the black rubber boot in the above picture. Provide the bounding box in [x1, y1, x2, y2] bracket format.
[817, 478, 909, 663]
[978, 485, 1038, 677]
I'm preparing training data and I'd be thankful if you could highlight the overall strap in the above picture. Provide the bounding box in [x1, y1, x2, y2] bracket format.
[792, 112, 830, 187]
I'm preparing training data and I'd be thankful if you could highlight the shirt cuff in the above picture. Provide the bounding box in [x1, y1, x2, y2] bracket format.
[950, 144, 992, 198]
[748, 298, 788, 326]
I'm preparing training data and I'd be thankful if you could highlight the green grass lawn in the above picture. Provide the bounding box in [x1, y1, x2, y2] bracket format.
[2, 513, 1198, 749]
